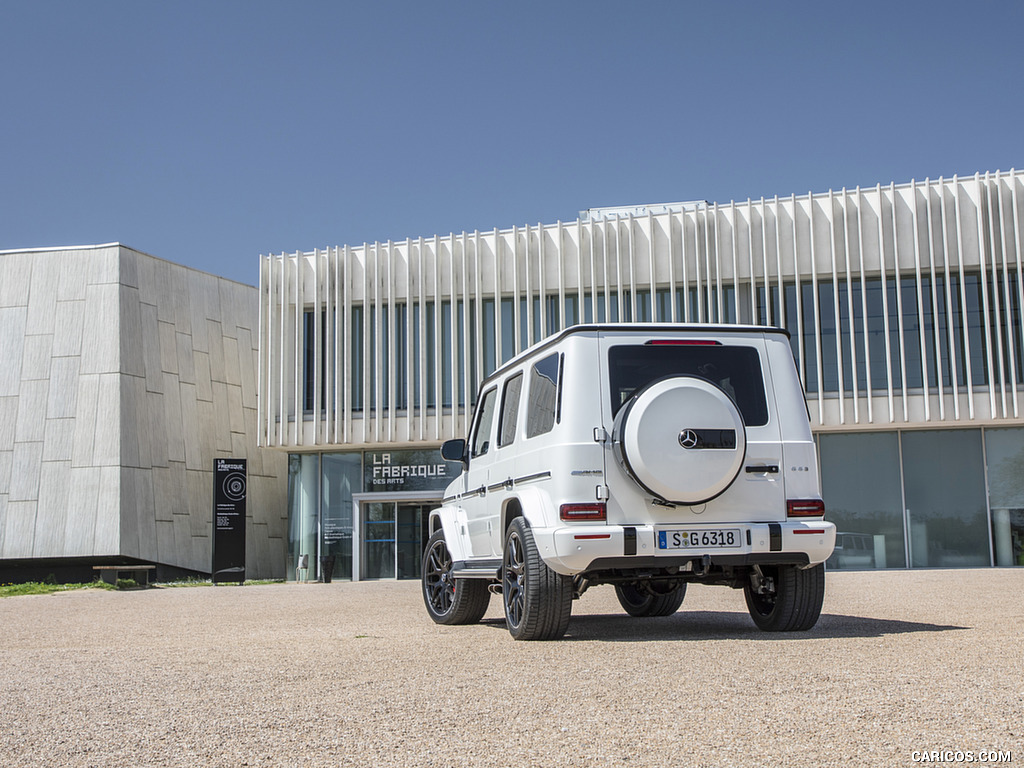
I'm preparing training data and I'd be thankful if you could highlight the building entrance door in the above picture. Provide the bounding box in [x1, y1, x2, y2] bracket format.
[359, 501, 432, 580]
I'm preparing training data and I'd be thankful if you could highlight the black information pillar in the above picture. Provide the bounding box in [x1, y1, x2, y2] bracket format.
[212, 458, 247, 584]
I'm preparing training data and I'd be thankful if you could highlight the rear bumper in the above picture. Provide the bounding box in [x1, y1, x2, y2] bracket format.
[532, 521, 836, 576]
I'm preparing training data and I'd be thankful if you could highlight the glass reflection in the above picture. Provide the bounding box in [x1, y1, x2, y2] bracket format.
[819, 432, 906, 569]
[984, 428, 1024, 567]
[902, 430, 989, 567]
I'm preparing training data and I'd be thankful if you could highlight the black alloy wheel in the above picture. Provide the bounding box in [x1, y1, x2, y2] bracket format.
[421, 529, 489, 625]
[614, 580, 686, 617]
[743, 563, 825, 632]
[502, 517, 572, 641]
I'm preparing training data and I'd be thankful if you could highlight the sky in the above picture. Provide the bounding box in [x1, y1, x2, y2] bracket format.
[2, 1, 1022, 286]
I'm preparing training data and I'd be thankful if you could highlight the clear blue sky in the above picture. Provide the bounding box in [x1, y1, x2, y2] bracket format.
[3, 1, 1021, 286]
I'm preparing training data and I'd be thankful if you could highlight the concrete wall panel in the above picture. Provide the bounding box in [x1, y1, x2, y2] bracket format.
[42, 419, 74, 462]
[34, 460, 69, 555]
[20, 334, 53, 381]
[15, 379, 49, 443]
[52, 300, 85, 357]
[56, 252, 93, 302]
[0, 397, 17, 452]
[92, 373, 121, 466]
[146, 392, 168, 469]
[194, 351, 213, 403]
[26, 258, 60, 335]
[92, 465, 120, 554]
[175, 332, 195, 385]
[158, 320, 178, 375]
[47, 357, 80, 419]
[161, 372, 185, 463]
[0, 307, 27, 396]
[0, 447, 11, 498]
[140, 303, 163, 393]
[65, 466, 101, 557]
[9, 442, 43, 502]
[2, 500, 36, 558]
[207, 320, 226, 385]
[0, 253, 32, 308]
[80, 283, 120, 375]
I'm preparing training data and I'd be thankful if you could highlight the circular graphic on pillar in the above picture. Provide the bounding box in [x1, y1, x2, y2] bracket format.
[221, 472, 247, 503]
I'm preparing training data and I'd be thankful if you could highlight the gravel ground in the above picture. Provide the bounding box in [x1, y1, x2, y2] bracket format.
[1, 569, 1022, 768]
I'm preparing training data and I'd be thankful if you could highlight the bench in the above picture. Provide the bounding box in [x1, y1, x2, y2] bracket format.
[92, 565, 157, 587]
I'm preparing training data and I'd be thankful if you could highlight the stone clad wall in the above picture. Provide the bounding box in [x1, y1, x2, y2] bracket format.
[117, 248, 287, 576]
[0, 245, 287, 578]
[0, 245, 123, 561]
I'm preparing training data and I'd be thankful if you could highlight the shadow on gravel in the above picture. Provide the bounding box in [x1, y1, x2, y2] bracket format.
[481, 612, 968, 642]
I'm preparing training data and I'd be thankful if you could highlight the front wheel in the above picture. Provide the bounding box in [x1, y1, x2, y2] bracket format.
[743, 563, 825, 632]
[422, 529, 490, 625]
[503, 517, 572, 640]
[615, 580, 686, 617]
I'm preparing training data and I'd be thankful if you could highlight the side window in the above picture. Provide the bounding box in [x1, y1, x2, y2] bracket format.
[497, 373, 524, 448]
[471, 388, 498, 458]
[526, 353, 560, 438]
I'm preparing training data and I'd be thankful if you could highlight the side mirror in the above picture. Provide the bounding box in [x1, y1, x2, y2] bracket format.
[440, 438, 468, 467]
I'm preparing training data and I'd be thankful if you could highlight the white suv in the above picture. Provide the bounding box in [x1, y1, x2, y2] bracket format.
[421, 324, 835, 640]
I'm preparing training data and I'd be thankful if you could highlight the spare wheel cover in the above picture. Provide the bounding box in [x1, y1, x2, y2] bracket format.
[615, 375, 746, 505]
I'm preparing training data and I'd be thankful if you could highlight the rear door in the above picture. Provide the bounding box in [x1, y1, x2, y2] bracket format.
[600, 329, 787, 524]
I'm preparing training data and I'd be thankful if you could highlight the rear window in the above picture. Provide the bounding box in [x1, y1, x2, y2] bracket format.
[608, 344, 769, 426]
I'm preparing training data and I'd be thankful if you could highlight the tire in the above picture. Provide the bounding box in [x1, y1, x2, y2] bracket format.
[612, 375, 746, 505]
[743, 563, 825, 632]
[502, 517, 572, 640]
[614, 580, 687, 617]
[421, 529, 490, 625]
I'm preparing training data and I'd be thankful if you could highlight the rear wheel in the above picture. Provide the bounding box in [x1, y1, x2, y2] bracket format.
[744, 563, 825, 632]
[503, 517, 572, 640]
[421, 529, 490, 625]
[614, 581, 686, 617]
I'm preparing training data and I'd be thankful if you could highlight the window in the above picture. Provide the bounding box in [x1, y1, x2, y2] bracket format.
[526, 353, 560, 438]
[498, 373, 524, 448]
[608, 344, 769, 427]
[819, 432, 906, 569]
[302, 309, 327, 413]
[902, 430, 989, 567]
[470, 387, 497, 458]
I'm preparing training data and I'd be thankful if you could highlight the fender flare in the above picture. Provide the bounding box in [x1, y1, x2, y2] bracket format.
[504, 486, 559, 533]
[429, 504, 472, 563]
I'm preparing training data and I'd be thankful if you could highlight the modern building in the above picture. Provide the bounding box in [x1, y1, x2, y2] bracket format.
[0, 244, 287, 581]
[261, 170, 1024, 581]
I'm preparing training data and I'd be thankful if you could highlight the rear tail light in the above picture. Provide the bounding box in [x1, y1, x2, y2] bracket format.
[560, 503, 607, 522]
[787, 499, 825, 518]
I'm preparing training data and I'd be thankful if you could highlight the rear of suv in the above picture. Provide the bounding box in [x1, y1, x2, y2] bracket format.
[421, 324, 835, 640]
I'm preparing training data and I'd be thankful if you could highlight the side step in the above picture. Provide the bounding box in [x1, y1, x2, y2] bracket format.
[451, 559, 501, 579]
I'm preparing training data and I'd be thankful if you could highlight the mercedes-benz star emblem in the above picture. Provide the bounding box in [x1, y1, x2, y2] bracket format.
[679, 429, 699, 449]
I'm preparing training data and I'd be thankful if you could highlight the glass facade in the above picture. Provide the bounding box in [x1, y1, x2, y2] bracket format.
[820, 433, 906, 569]
[301, 272, 1016, 421]
[287, 453, 319, 579]
[902, 430, 989, 567]
[821, 426, 1024, 570]
[321, 453, 359, 580]
[984, 427, 1024, 567]
[287, 449, 459, 581]
[292, 427, 1024, 578]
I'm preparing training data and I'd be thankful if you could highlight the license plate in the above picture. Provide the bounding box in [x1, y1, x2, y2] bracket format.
[658, 529, 742, 550]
